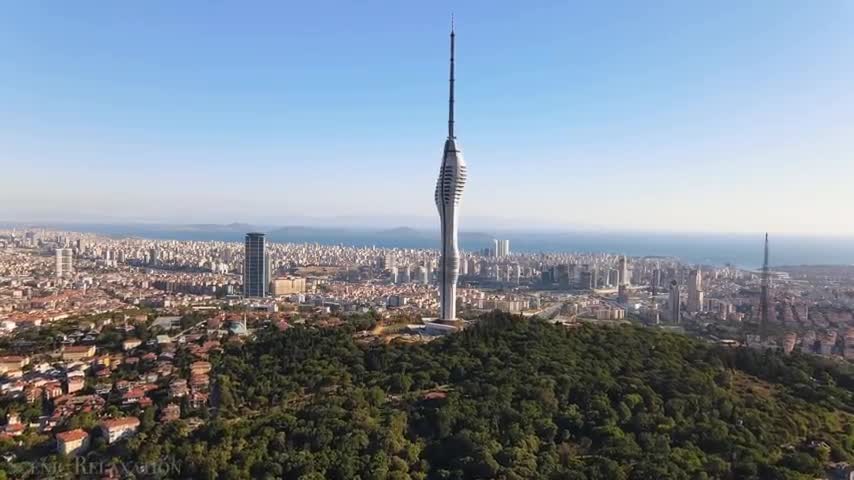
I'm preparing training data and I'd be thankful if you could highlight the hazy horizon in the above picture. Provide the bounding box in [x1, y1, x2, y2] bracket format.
[7, 217, 854, 268]
[2, 1, 852, 235]
[5, 214, 854, 239]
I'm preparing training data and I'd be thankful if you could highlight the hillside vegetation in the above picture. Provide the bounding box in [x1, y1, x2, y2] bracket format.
[122, 313, 854, 479]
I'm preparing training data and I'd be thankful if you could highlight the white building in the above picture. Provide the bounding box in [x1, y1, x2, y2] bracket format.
[100, 417, 140, 444]
[497, 239, 511, 257]
[55, 248, 73, 278]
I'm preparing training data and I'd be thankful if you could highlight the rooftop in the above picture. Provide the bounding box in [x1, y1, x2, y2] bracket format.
[56, 429, 88, 442]
[100, 417, 140, 430]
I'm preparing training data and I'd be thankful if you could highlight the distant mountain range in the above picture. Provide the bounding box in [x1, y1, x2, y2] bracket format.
[265, 225, 494, 249]
[0, 221, 494, 250]
[172, 223, 259, 233]
[4, 221, 854, 267]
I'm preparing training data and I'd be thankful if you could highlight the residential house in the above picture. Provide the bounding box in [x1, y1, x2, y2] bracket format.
[0, 356, 30, 373]
[189, 361, 211, 376]
[99, 417, 140, 444]
[62, 345, 96, 362]
[66, 376, 85, 394]
[160, 404, 180, 423]
[169, 379, 188, 398]
[56, 429, 89, 456]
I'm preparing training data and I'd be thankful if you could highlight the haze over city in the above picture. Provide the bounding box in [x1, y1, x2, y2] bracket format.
[2, 1, 853, 234]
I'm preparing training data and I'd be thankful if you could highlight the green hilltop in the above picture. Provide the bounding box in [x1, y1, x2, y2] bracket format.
[80, 313, 854, 479]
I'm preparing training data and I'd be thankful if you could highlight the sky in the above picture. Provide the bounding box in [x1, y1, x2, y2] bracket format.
[1, 1, 852, 234]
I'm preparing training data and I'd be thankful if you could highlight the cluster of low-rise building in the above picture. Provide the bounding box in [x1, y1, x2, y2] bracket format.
[0, 306, 222, 458]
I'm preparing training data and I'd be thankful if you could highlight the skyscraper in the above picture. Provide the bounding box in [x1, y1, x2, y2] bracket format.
[668, 280, 681, 323]
[618, 255, 630, 287]
[687, 267, 704, 312]
[243, 232, 267, 298]
[55, 248, 73, 278]
[557, 264, 571, 288]
[399, 264, 411, 283]
[494, 239, 510, 257]
[435, 21, 467, 322]
[652, 267, 662, 296]
[579, 269, 593, 290]
[617, 255, 630, 303]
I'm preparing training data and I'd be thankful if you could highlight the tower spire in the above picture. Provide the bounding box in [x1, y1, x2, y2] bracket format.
[448, 15, 455, 139]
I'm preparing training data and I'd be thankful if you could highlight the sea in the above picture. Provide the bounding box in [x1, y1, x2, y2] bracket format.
[9, 222, 854, 270]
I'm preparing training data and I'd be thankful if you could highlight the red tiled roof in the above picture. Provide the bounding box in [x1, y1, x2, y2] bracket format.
[101, 417, 140, 430]
[56, 429, 88, 442]
[122, 389, 144, 399]
[64, 345, 95, 354]
[423, 391, 448, 400]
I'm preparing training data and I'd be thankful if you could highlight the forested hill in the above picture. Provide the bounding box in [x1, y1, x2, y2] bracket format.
[123, 313, 854, 480]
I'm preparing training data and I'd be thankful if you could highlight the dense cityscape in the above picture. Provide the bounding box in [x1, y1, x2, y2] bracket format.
[1, 222, 854, 477]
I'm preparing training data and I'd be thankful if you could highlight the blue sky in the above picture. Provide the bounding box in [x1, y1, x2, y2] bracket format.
[1, 1, 852, 234]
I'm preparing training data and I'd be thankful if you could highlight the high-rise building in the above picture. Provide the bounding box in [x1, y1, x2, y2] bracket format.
[557, 264, 571, 288]
[271, 277, 306, 296]
[668, 280, 681, 323]
[417, 266, 429, 284]
[608, 269, 619, 286]
[435, 22, 467, 322]
[618, 255, 630, 287]
[494, 239, 510, 257]
[382, 254, 396, 270]
[687, 268, 704, 312]
[149, 247, 160, 266]
[399, 265, 411, 283]
[55, 248, 73, 278]
[541, 269, 554, 285]
[579, 265, 594, 290]
[243, 233, 267, 298]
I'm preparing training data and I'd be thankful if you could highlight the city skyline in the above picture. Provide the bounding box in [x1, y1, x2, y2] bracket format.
[2, 1, 853, 234]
